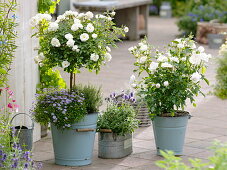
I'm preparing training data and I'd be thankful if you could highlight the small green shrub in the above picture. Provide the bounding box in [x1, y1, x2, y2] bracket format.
[214, 42, 227, 99]
[156, 140, 227, 169]
[36, 66, 67, 93]
[97, 104, 139, 136]
[72, 84, 102, 114]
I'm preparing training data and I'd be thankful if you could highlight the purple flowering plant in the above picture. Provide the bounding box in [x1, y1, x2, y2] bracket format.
[31, 89, 87, 129]
[106, 90, 136, 105]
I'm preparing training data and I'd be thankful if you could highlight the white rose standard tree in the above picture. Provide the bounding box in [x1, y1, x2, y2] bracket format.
[31, 11, 128, 89]
[129, 36, 211, 118]
[128, 36, 211, 155]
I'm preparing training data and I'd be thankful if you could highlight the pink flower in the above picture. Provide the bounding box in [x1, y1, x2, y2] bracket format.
[12, 100, 16, 102]
[8, 103, 13, 108]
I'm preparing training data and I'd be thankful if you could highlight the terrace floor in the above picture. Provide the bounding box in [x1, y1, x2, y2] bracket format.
[33, 16, 227, 170]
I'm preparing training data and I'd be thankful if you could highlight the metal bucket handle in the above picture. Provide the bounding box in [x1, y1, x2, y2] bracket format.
[10, 113, 34, 129]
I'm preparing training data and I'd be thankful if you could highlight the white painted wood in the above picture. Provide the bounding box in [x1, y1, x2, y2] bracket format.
[7, 0, 40, 142]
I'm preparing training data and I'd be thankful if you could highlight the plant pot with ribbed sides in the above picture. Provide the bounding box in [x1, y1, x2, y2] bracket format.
[32, 85, 102, 166]
[129, 36, 211, 156]
[97, 102, 139, 159]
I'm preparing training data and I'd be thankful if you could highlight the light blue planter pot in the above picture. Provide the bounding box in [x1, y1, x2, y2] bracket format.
[152, 115, 189, 156]
[51, 113, 98, 166]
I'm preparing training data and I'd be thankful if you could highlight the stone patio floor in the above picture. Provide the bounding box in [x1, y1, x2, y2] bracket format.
[33, 17, 227, 170]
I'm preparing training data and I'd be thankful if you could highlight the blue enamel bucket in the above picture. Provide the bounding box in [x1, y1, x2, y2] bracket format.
[152, 115, 190, 156]
[51, 112, 98, 166]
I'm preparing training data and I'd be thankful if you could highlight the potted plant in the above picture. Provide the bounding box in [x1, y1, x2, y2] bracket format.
[32, 85, 102, 166]
[214, 40, 227, 99]
[30, 10, 127, 166]
[97, 94, 139, 159]
[129, 36, 211, 155]
[108, 90, 151, 127]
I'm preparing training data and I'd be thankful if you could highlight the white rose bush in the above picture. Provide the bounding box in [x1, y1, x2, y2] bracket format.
[31, 10, 127, 88]
[129, 36, 211, 119]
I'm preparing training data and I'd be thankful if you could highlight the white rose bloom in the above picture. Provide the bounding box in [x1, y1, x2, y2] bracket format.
[90, 53, 99, 61]
[74, 18, 81, 24]
[139, 56, 147, 63]
[107, 17, 112, 21]
[80, 33, 89, 42]
[124, 27, 129, 33]
[170, 57, 179, 63]
[191, 72, 201, 83]
[51, 38, 61, 47]
[85, 11, 94, 19]
[182, 57, 186, 61]
[128, 47, 134, 52]
[111, 11, 116, 16]
[106, 46, 111, 52]
[189, 54, 201, 65]
[39, 63, 44, 67]
[191, 43, 196, 49]
[161, 62, 173, 68]
[72, 45, 79, 51]
[34, 56, 41, 64]
[200, 53, 210, 62]
[140, 44, 148, 51]
[71, 23, 83, 31]
[65, 33, 73, 40]
[92, 34, 97, 39]
[62, 61, 70, 68]
[156, 83, 161, 88]
[38, 53, 45, 60]
[56, 15, 66, 23]
[174, 38, 182, 43]
[66, 39, 75, 47]
[85, 23, 94, 33]
[64, 10, 74, 16]
[164, 81, 169, 87]
[42, 14, 52, 21]
[104, 53, 112, 62]
[149, 62, 159, 72]
[157, 55, 168, 62]
[48, 22, 59, 32]
[177, 43, 184, 48]
[78, 13, 85, 18]
[130, 74, 136, 84]
[198, 46, 205, 53]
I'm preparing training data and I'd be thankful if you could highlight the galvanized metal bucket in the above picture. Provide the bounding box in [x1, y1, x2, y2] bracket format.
[51, 112, 98, 166]
[10, 113, 34, 151]
[98, 132, 132, 159]
[207, 33, 225, 49]
[152, 115, 190, 156]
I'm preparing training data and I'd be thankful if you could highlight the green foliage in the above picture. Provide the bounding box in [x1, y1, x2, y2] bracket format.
[97, 104, 139, 136]
[156, 140, 227, 170]
[32, 89, 87, 129]
[36, 66, 66, 93]
[72, 84, 102, 114]
[214, 42, 227, 99]
[177, 5, 224, 37]
[0, 0, 17, 88]
[129, 36, 210, 119]
[37, 0, 60, 14]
